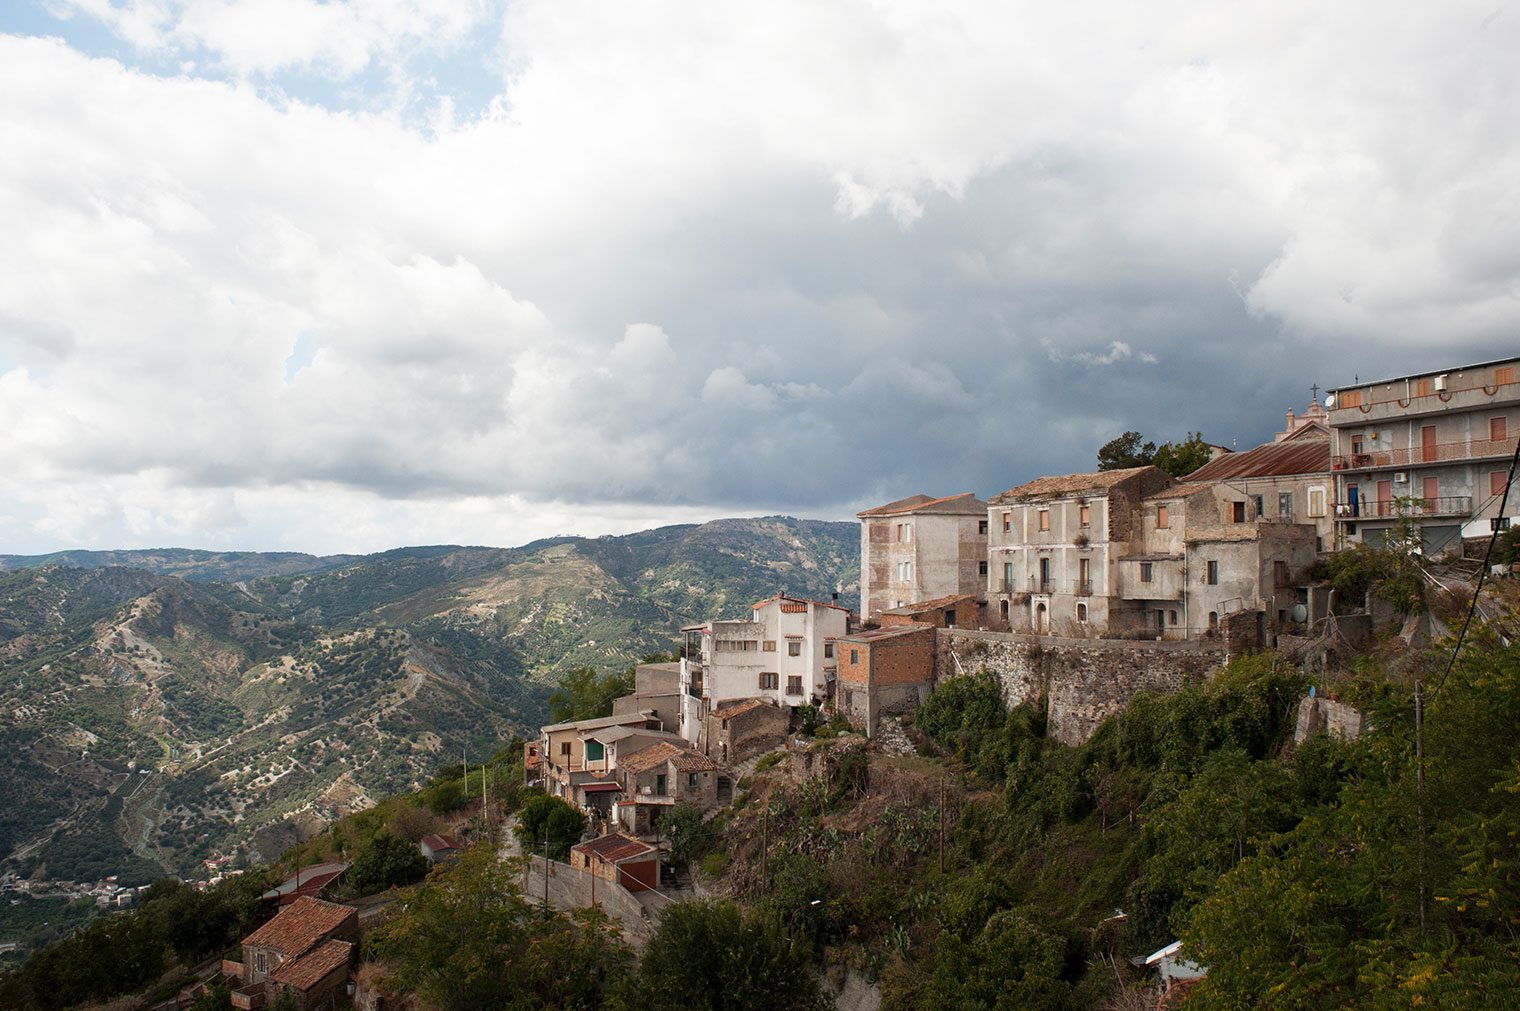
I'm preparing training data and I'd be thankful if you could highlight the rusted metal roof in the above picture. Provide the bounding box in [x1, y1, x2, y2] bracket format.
[1183, 439, 1329, 482]
[841, 622, 936, 643]
[572, 833, 656, 863]
[881, 593, 978, 615]
[419, 834, 461, 853]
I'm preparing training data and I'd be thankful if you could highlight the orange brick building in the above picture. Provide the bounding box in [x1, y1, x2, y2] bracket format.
[835, 622, 936, 736]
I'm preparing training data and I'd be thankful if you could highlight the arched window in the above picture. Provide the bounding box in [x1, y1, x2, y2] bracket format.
[1076, 602, 1088, 623]
[1208, 611, 1219, 632]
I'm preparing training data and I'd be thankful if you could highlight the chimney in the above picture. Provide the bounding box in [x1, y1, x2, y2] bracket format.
[831, 592, 839, 604]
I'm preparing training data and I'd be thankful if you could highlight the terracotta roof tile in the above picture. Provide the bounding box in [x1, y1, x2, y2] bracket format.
[841, 622, 936, 643]
[750, 593, 853, 614]
[991, 466, 1165, 502]
[268, 939, 352, 991]
[619, 741, 717, 775]
[712, 698, 768, 720]
[242, 896, 355, 956]
[881, 593, 978, 615]
[857, 492, 987, 517]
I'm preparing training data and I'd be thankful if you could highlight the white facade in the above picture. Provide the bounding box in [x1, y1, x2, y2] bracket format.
[677, 595, 852, 745]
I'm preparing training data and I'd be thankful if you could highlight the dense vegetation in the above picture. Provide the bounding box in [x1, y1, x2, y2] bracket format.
[1096, 430, 1215, 477]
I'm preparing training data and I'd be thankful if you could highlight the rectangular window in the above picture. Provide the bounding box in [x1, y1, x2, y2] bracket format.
[1079, 505, 1091, 527]
[1307, 487, 1326, 517]
[1140, 561, 1153, 583]
[904, 561, 912, 580]
[1157, 505, 1169, 529]
[1252, 494, 1264, 518]
[1002, 561, 1013, 587]
[763, 640, 777, 652]
[978, 560, 988, 576]
[560, 742, 571, 757]
[1497, 366, 1515, 386]
[1495, 471, 1510, 497]
[1339, 389, 1363, 408]
[1232, 501, 1246, 523]
[786, 675, 803, 695]
[1038, 509, 1050, 531]
[585, 741, 604, 762]
[1169, 610, 1178, 625]
[1279, 492, 1293, 521]
[1351, 434, 1364, 455]
[823, 643, 833, 659]
[688, 773, 699, 789]
[656, 774, 667, 795]
[1078, 557, 1090, 585]
[256, 952, 267, 974]
[1493, 417, 1509, 442]
[760, 671, 779, 690]
[1206, 560, 1219, 585]
[978, 519, 989, 534]
[849, 649, 859, 664]
[1002, 511, 1011, 532]
[787, 641, 801, 657]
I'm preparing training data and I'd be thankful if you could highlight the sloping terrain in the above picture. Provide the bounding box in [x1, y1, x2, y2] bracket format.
[0, 517, 858, 882]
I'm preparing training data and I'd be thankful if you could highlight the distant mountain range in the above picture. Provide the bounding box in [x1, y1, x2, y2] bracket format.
[0, 517, 858, 882]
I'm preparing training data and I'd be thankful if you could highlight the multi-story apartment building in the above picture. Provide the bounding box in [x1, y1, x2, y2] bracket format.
[986, 466, 1174, 636]
[1327, 357, 1520, 555]
[677, 593, 852, 742]
[856, 492, 988, 619]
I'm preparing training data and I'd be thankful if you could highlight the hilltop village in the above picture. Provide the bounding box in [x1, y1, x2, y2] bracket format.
[531, 353, 1519, 815]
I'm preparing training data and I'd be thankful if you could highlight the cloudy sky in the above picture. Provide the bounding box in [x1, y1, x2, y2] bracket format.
[1, 1, 1517, 555]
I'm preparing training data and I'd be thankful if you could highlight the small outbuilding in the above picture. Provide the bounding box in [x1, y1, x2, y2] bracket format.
[419, 834, 464, 865]
[570, 833, 660, 892]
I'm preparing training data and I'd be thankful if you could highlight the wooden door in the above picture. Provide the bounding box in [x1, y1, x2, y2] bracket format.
[1421, 425, 1437, 462]
[1377, 480, 1393, 516]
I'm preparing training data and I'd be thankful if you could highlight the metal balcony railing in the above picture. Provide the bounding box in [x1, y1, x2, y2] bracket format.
[1030, 577, 1055, 594]
[1073, 580, 1093, 596]
[1332, 435, 1518, 472]
[1334, 496, 1473, 521]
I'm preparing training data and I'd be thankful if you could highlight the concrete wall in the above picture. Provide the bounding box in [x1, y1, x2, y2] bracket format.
[611, 692, 681, 732]
[523, 855, 652, 943]
[936, 628, 1226, 745]
[1293, 695, 1366, 743]
[862, 512, 986, 618]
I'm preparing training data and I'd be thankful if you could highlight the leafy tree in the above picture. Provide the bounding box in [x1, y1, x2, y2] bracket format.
[516, 794, 586, 861]
[548, 665, 636, 722]
[912, 908, 1072, 1010]
[1097, 431, 1157, 471]
[663, 804, 714, 868]
[613, 900, 828, 1011]
[349, 831, 429, 894]
[1150, 432, 1214, 478]
[370, 846, 629, 1011]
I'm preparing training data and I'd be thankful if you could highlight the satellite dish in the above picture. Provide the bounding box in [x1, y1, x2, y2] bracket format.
[1291, 603, 1308, 623]
[1324, 394, 1336, 408]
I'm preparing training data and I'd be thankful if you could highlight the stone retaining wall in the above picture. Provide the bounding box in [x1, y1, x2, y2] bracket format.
[935, 629, 1228, 744]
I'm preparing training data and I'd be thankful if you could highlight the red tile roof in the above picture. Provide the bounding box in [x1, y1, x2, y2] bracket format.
[857, 492, 987, 517]
[712, 698, 768, 720]
[881, 593, 978, 615]
[1183, 438, 1330, 482]
[751, 593, 853, 614]
[992, 466, 1165, 502]
[420, 834, 461, 853]
[268, 939, 352, 991]
[842, 622, 936, 643]
[619, 741, 718, 775]
[572, 833, 656, 863]
[242, 896, 355, 956]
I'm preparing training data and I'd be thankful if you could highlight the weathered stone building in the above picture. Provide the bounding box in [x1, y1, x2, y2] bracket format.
[857, 492, 988, 620]
[231, 896, 358, 1011]
[835, 622, 936, 736]
[612, 741, 719, 836]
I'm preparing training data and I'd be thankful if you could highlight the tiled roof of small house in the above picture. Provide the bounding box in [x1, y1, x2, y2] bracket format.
[991, 466, 1163, 502]
[420, 834, 461, 853]
[712, 698, 768, 720]
[242, 896, 354, 956]
[541, 711, 658, 734]
[857, 492, 987, 517]
[751, 593, 853, 614]
[619, 741, 718, 775]
[840, 622, 935, 643]
[881, 593, 978, 615]
[268, 938, 352, 991]
[572, 833, 656, 863]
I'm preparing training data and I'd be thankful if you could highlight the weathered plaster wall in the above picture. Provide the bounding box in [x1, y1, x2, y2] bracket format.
[935, 628, 1227, 745]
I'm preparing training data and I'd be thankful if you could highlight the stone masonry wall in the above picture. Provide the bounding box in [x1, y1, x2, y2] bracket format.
[936, 628, 1227, 745]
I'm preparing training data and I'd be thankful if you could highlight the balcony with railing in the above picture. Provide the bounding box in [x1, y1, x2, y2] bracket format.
[1333, 435, 1518, 472]
[1072, 580, 1093, 596]
[1334, 496, 1472, 522]
[1029, 577, 1055, 594]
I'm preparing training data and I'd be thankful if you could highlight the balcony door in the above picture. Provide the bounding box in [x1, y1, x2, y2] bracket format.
[1377, 480, 1393, 517]
[1421, 425, 1437, 462]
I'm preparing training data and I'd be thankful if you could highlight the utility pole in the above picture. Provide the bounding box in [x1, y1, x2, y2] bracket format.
[762, 805, 770, 890]
[939, 777, 946, 874]
[1415, 678, 1427, 934]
